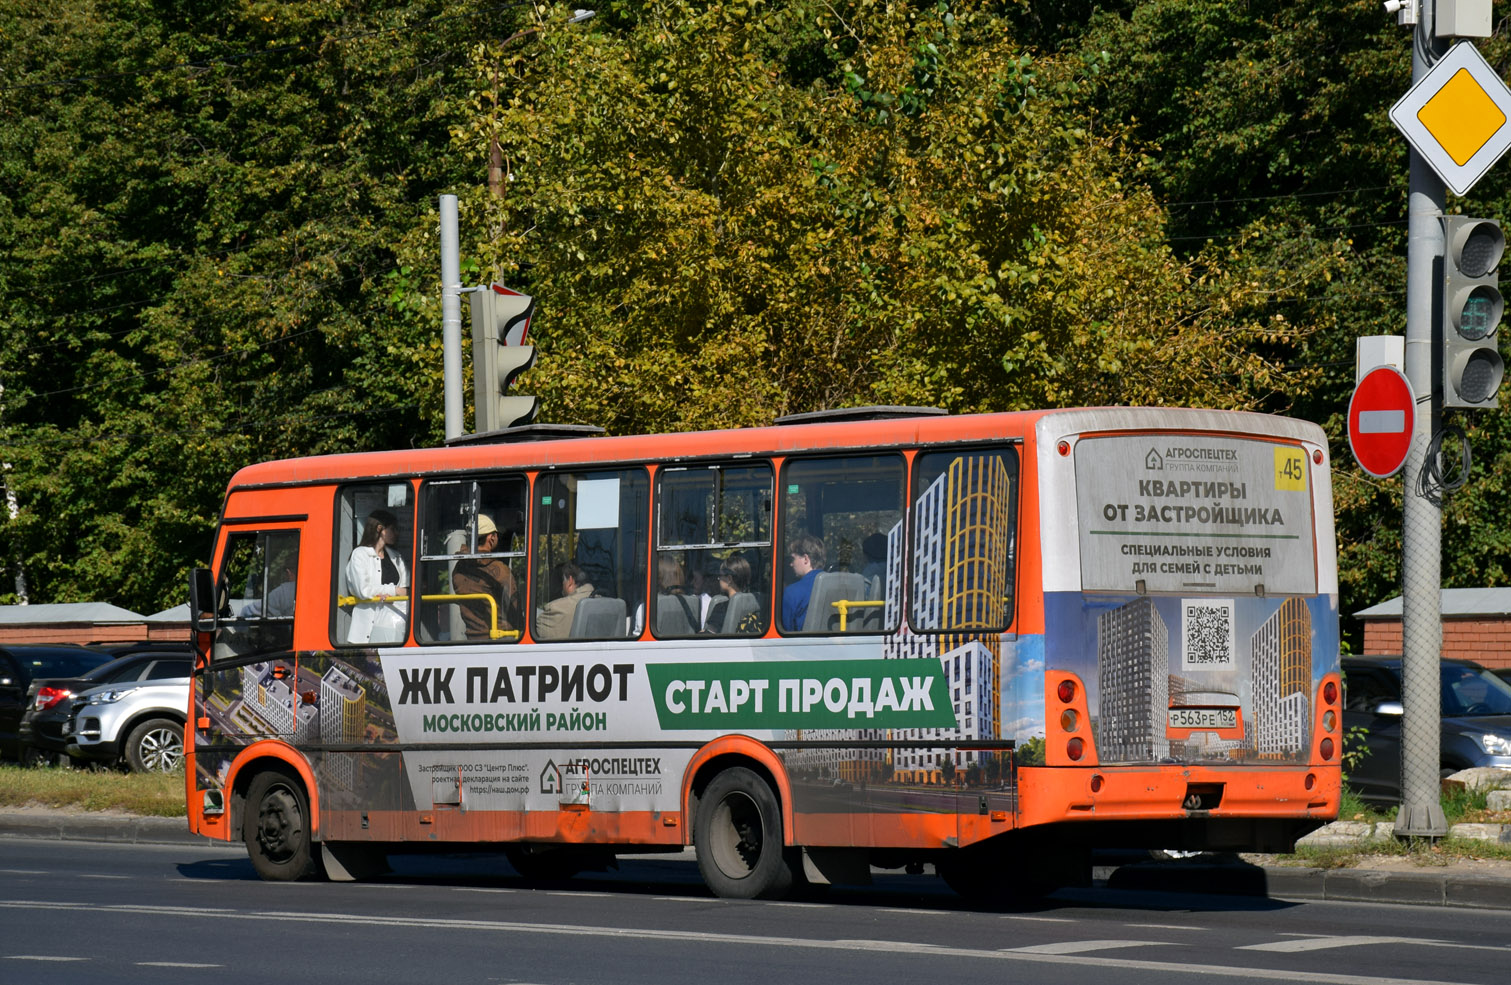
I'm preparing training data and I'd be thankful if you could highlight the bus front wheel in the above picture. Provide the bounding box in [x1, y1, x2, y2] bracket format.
[694, 767, 793, 900]
[244, 771, 317, 882]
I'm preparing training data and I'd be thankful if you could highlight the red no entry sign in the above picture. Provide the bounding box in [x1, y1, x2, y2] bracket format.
[1348, 365, 1415, 479]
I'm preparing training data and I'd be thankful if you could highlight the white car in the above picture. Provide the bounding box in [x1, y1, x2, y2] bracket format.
[64, 675, 190, 773]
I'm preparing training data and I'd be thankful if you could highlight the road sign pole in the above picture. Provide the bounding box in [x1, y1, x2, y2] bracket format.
[1397, 3, 1448, 839]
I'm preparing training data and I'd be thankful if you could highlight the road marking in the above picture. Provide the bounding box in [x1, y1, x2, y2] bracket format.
[0, 899, 1485, 985]
[1128, 923, 1203, 931]
[1006, 939, 1175, 955]
[138, 962, 221, 968]
[5, 955, 88, 962]
[79, 874, 131, 880]
[1000, 914, 1075, 923]
[0, 870, 47, 876]
[1241, 935, 1445, 952]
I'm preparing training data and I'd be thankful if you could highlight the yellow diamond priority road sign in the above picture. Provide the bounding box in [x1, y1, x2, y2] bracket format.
[1391, 42, 1511, 197]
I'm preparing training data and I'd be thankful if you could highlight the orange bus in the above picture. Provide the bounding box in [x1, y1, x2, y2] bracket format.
[185, 406, 1341, 901]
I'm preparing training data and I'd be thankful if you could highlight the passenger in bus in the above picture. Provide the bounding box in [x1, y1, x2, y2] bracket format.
[860, 532, 888, 583]
[345, 509, 409, 644]
[450, 514, 518, 640]
[781, 534, 825, 631]
[241, 552, 297, 619]
[716, 555, 761, 635]
[535, 562, 593, 640]
[657, 556, 700, 632]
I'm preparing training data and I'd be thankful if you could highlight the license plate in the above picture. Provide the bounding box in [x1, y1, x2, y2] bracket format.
[1168, 706, 1237, 730]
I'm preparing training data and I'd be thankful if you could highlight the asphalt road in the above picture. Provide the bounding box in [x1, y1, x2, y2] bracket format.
[4, 838, 1511, 985]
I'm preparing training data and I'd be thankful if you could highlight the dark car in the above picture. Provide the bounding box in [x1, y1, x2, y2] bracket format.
[19, 646, 192, 765]
[0, 644, 116, 760]
[1342, 654, 1511, 803]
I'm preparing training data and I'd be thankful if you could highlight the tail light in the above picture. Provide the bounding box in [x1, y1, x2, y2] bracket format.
[33, 686, 73, 711]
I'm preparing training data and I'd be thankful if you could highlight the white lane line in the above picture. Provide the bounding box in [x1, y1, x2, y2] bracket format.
[5, 955, 89, 962]
[0, 899, 1483, 985]
[1241, 935, 1445, 953]
[1128, 923, 1203, 931]
[0, 870, 47, 875]
[79, 874, 131, 880]
[1006, 939, 1176, 955]
[138, 962, 221, 968]
[1000, 915, 1075, 923]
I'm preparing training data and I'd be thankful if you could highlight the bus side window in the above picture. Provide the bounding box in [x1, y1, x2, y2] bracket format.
[416, 476, 527, 644]
[909, 447, 1018, 633]
[333, 483, 415, 647]
[215, 529, 299, 661]
[777, 454, 904, 634]
[654, 463, 773, 637]
[532, 468, 649, 641]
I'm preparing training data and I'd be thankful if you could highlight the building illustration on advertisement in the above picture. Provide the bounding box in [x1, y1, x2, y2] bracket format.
[1251, 596, 1311, 758]
[883, 455, 1011, 784]
[1097, 597, 1170, 763]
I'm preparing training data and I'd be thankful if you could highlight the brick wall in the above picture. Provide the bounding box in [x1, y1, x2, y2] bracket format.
[1361, 617, 1511, 670]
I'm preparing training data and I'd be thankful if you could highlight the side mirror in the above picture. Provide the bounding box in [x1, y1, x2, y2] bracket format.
[1372, 699, 1404, 716]
[189, 567, 216, 633]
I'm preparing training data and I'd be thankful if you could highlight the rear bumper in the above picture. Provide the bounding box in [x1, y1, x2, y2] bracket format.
[1017, 763, 1340, 832]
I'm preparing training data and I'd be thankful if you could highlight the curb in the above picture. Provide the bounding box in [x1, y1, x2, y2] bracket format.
[0, 811, 235, 849]
[1107, 861, 1511, 909]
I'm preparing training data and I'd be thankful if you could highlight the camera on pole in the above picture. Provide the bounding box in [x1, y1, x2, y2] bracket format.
[469, 286, 540, 433]
[1440, 215, 1505, 408]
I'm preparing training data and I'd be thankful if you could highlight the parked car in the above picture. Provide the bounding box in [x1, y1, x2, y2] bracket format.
[1341, 654, 1511, 803]
[19, 646, 191, 765]
[0, 644, 115, 760]
[1494, 667, 1511, 688]
[63, 668, 192, 773]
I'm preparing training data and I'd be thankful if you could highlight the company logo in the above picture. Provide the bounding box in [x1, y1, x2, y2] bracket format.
[1145, 448, 1164, 471]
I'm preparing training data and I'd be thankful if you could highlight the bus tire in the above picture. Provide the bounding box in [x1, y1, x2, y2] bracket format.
[244, 770, 318, 882]
[694, 767, 793, 900]
[124, 717, 184, 773]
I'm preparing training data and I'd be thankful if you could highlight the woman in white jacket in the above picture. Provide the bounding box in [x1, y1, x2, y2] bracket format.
[345, 509, 409, 644]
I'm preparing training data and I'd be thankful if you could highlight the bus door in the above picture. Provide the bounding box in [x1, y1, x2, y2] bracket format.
[904, 446, 1020, 840]
[202, 525, 307, 743]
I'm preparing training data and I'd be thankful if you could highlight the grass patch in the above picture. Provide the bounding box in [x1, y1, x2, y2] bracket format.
[0, 764, 186, 818]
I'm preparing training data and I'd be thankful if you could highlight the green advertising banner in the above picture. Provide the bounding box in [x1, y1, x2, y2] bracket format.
[644, 659, 958, 731]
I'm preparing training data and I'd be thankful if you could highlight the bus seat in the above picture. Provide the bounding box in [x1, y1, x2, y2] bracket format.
[703, 595, 727, 633]
[655, 593, 699, 636]
[721, 592, 760, 635]
[569, 596, 627, 639]
[802, 572, 867, 633]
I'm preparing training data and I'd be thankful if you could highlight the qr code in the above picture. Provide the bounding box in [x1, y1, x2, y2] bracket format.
[1182, 600, 1235, 670]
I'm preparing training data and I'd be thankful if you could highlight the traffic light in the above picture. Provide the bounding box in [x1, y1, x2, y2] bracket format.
[1440, 215, 1505, 409]
[469, 287, 540, 432]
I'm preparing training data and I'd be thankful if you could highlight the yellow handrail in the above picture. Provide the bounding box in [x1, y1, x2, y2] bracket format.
[832, 598, 884, 632]
[339, 592, 518, 640]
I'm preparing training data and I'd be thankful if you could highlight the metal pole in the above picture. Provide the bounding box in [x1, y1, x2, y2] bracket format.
[1396, 0, 1448, 839]
[440, 195, 464, 441]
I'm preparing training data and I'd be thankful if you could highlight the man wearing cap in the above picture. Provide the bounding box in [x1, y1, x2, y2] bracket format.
[451, 514, 519, 640]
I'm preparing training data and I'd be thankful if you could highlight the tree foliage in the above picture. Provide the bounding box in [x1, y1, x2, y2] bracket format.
[0, 0, 1503, 644]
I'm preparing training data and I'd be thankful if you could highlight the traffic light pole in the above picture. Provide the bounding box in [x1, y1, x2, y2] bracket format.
[1397, 7, 1448, 839]
[440, 194, 465, 442]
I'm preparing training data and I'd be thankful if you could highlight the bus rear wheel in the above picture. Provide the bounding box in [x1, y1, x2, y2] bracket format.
[244, 771, 317, 882]
[694, 767, 793, 900]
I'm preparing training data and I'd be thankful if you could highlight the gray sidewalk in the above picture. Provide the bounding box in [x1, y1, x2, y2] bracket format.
[5, 809, 1511, 908]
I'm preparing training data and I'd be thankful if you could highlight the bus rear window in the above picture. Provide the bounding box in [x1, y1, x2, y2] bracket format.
[1074, 435, 1317, 596]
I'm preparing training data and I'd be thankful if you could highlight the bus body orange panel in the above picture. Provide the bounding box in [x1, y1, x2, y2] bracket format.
[226, 412, 1050, 491]
[318, 809, 687, 846]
